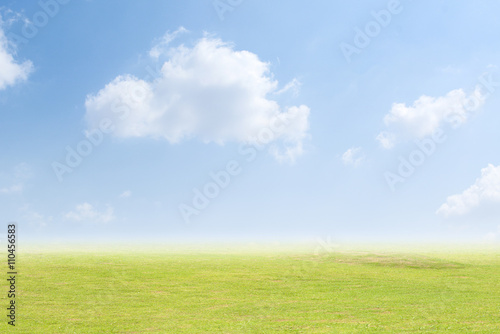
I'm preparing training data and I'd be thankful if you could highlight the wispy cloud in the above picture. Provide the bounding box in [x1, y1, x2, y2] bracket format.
[65, 203, 115, 224]
[341, 147, 365, 167]
[0, 163, 32, 195]
[274, 78, 301, 97]
[375, 131, 395, 149]
[148, 26, 188, 59]
[119, 190, 132, 198]
[0, 184, 23, 194]
[22, 209, 52, 229]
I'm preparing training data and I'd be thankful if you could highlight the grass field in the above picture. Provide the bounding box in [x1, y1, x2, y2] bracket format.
[3, 243, 500, 333]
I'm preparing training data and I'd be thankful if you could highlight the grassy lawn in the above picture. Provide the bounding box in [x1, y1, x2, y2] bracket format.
[3, 243, 500, 333]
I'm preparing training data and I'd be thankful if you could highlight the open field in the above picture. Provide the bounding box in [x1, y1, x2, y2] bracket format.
[3, 243, 500, 333]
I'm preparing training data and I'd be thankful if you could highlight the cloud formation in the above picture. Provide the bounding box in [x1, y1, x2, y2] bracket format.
[149, 27, 188, 59]
[437, 164, 500, 217]
[0, 19, 32, 90]
[341, 147, 365, 167]
[375, 132, 395, 150]
[377, 88, 484, 148]
[0, 163, 32, 195]
[119, 190, 132, 198]
[0, 184, 23, 194]
[85, 34, 310, 162]
[22, 209, 52, 229]
[65, 203, 115, 224]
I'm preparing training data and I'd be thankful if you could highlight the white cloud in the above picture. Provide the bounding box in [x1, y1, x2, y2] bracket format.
[0, 184, 23, 194]
[65, 203, 115, 224]
[0, 18, 33, 90]
[377, 88, 484, 148]
[23, 210, 52, 228]
[0, 163, 32, 195]
[149, 27, 188, 59]
[375, 131, 395, 149]
[274, 78, 301, 97]
[119, 190, 132, 198]
[439, 65, 462, 75]
[13, 162, 33, 179]
[85, 34, 310, 162]
[437, 164, 500, 217]
[269, 140, 305, 164]
[341, 147, 365, 167]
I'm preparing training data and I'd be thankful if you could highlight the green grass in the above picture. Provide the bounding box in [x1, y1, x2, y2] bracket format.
[3, 243, 500, 333]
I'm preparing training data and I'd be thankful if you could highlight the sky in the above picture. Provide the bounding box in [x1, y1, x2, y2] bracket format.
[1, 0, 500, 243]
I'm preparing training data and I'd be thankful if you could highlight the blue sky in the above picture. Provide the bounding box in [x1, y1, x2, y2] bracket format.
[1, 0, 500, 242]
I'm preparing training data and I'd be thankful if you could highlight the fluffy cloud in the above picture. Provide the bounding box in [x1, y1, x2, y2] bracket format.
[341, 147, 365, 167]
[377, 88, 484, 148]
[65, 203, 115, 224]
[85, 34, 310, 162]
[437, 164, 500, 217]
[0, 19, 32, 90]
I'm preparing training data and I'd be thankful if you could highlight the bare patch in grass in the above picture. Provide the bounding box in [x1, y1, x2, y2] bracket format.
[324, 252, 466, 269]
